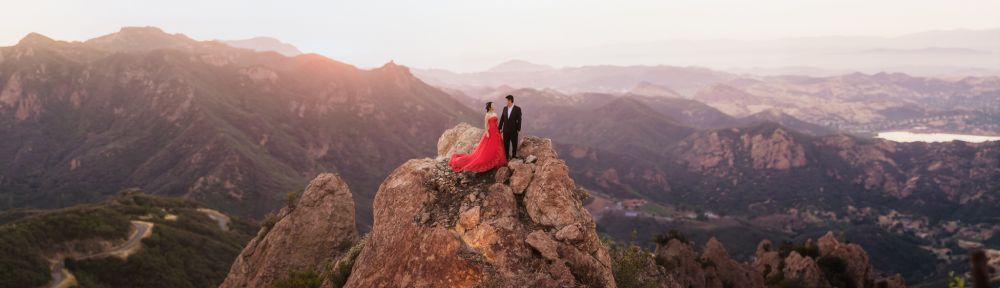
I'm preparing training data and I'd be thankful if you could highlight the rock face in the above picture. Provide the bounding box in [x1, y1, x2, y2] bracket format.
[816, 232, 874, 288]
[648, 233, 905, 288]
[344, 124, 615, 287]
[748, 233, 907, 288]
[220, 173, 358, 288]
[437, 123, 484, 157]
[654, 238, 764, 288]
[702, 238, 766, 288]
[782, 251, 822, 286]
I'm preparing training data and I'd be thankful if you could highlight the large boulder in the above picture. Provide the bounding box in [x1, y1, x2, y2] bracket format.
[221, 173, 358, 288]
[437, 123, 484, 157]
[345, 124, 615, 287]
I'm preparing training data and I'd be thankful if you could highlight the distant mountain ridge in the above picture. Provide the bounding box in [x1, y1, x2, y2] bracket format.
[221, 36, 303, 56]
[412, 60, 734, 96]
[0, 27, 477, 228]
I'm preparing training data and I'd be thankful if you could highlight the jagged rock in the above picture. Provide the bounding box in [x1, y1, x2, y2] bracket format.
[457, 206, 481, 232]
[526, 230, 560, 260]
[437, 123, 483, 157]
[524, 159, 585, 227]
[508, 160, 533, 194]
[752, 240, 782, 279]
[344, 159, 483, 287]
[494, 166, 511, 183]
[817, 232, 873, 288]
[702, 238, 766, 288]
[344, 125, 616, 287]
[783, 251, 822, 286]
[745, 128, 807, 170]
[655, 239, 711, 288]
[220, 173, 357, 288]
[482, 183, 516, 218]
[555, 224, 582, 242]
[525, 155, 537, 164]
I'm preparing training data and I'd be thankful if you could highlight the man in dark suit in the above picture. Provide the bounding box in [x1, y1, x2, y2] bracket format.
[498, 95, 522, 160]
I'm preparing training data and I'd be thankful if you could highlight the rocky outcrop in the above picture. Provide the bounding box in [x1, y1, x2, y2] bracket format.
[702, 238, 766, 288]
[437, 123, 484, 157]
[748, 233, 906, 288]
[344, 124, 615, 287]
[752, 240, 782, 279]
[743, 128, 807, 170]
[817, 232, 874, 288]
[221, 173, 358, 288]
[653, 238, 764, 288]
[782, 251, 822, 286]
[646, 233, 902, 288]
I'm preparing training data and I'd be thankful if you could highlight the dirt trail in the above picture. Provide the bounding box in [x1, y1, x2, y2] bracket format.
[198, 208, 230, 231]
[45, 220, 153, 288]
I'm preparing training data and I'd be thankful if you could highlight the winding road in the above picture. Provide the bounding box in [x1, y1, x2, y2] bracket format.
[45, 220, 153, 288]
[198, 208, 231, 231]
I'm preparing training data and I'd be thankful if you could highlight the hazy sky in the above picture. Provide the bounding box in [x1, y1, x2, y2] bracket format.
[3, 0, 999, 71]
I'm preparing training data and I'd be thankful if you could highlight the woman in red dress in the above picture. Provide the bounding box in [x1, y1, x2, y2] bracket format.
[449, 102, 508, 173]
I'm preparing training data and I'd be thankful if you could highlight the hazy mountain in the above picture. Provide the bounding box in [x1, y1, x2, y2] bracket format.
[738, 109, 836, 136]
[628, 81, 685, 98]
[0, 27, 477, 228]
[221, 36, 303, 57]
[412, 60, 735, 96]
[492, 28, 1000, 77]
[485, 59, 555, 73]
[694, 73, 1000, 135]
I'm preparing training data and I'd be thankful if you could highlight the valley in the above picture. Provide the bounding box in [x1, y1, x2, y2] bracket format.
[0, 26, 997, 287]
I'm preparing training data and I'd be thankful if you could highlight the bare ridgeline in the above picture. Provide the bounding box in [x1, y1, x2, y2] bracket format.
[220, 124, 912, 288]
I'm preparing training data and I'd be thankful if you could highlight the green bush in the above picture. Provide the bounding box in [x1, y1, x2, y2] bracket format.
[328, 235, 367, 288]
[285, 191, 301, 209]
[610, 243, 657, 288]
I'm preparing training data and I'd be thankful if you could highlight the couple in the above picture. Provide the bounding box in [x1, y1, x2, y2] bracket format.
[448, 95, 522, 173]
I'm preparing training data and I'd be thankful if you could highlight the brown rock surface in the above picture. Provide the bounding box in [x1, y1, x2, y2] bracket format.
[437, 123, 483, 157]
[817, 232, 873, 288]
[752, 240, 782, 279]
[221, 173, 358, 288]
[701, 238, 766, 288]
[655, 239, 712, 288]
[345, 124, 615, 287]
[782, 251, 822, 286]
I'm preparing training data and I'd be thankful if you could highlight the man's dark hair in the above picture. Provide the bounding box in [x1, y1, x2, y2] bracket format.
[505, 95, 514, 102]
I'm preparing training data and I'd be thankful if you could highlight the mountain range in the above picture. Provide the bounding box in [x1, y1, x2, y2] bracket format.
[1, 27, 998, 286]
[0, 26, 477, 228]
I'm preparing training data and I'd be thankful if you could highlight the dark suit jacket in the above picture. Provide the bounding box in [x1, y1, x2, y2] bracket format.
[498, 105, 521, 135]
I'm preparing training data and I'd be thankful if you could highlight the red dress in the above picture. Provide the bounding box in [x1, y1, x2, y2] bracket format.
[449, 115, 508, 173]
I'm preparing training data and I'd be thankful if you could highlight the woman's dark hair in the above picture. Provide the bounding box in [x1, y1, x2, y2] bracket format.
[485, 102, 493, 112]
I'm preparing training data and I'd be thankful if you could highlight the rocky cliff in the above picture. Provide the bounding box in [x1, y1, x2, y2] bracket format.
[221, 125, 616, 287]
[221, 173, 358, 288]
[220, 124, 919, 288]
[344, 124, 615, 287]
